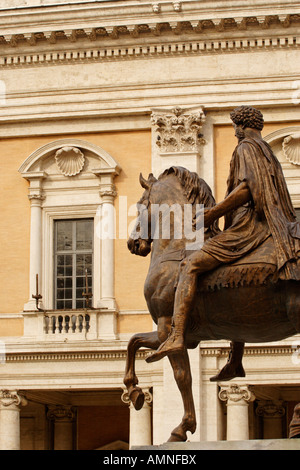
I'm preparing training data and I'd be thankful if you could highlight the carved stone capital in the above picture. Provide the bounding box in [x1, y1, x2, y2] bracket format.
[219, 384, 255, 405]
[99, 186, 118, 202]
[256, 400, 285, 419]
[151, 106, 206, 154]
[0, 390, 27, 410]
[121, 388, 153, 407]
[47, 405, 76, 422]
[28, 193, 45, 204]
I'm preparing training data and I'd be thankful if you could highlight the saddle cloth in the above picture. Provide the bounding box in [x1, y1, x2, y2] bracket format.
[198, 236, 279, 292]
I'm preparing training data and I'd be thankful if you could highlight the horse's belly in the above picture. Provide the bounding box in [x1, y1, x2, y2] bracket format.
[192, 283, 296, 343]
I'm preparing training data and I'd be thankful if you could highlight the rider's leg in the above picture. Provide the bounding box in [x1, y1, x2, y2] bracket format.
[146, 251, 220, 363]
[210, 341, 245, 382]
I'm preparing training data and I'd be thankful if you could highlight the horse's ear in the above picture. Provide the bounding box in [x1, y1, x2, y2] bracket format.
[139, 173, 150, 190]
[148, 173, 157, 184]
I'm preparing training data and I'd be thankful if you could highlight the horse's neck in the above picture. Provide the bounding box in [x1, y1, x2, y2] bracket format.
[150, 175, 200, 256]
[151, 237, 186, 256]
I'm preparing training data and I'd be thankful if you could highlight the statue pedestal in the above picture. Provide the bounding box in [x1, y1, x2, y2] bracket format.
[133, 439, 300, 451]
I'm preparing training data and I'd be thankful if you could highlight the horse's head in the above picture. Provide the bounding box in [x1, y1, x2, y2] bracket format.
[127, 166, 219, 257]
[127, 172, 157, 257]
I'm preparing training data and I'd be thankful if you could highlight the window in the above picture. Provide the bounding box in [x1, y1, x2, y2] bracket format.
[54, 219, 93, 310]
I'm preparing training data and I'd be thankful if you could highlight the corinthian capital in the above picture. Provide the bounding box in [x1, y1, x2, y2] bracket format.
[151, 106, 206, 154]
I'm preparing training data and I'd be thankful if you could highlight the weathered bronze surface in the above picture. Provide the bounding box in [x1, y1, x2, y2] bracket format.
[289, 403, 300, 438]
[124, 106, 300, 443]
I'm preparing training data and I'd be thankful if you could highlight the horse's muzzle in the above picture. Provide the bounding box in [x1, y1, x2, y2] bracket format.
[127, 237, 151, 257]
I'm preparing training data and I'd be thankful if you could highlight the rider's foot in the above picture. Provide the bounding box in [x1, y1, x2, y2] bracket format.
[146, 330, 185, 363]
[210, 362, 245, 382]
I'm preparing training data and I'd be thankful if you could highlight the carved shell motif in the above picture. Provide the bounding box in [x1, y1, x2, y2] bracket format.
[282, 133, 300, 166]
[55, 146, 85, 176]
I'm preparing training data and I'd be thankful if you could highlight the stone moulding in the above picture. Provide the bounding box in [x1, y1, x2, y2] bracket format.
[200, 345, 295, 357]
[3, 350, 147, 362]
[0, 14, 300, 67]
[3, 345, 296, 362]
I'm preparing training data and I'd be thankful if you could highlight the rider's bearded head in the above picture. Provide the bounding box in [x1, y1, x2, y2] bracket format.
[230, 106, 264, 132]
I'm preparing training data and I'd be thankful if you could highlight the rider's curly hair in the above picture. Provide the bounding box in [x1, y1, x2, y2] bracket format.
[230, 105, 264, 131]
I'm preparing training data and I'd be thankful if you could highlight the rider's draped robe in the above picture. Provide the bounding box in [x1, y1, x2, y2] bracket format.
[201, 136, 300, 280]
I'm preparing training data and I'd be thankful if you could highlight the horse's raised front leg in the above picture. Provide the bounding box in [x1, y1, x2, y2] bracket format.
[167, 349, 196, 442]
[124, 331, 160, 410]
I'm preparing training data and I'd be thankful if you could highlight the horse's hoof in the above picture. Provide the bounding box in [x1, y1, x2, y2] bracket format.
[129, 387, 145, 411]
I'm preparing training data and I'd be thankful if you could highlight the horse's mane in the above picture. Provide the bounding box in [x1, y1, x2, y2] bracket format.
[159, 166, 219, 236]
[159, 166, 216, 208]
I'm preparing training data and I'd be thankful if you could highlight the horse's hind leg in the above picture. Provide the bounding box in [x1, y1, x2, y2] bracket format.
[124, 331, 160, 410]
[167, 349, 196, 442]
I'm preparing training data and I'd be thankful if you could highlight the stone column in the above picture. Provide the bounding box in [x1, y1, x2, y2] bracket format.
[47, 405, 76, 450]
[99, 188, 117, 311]
[0, 390, 27, 450]
[256, 400, 285, 439]
[122, 389, 152, 448]
[21, 171, 46, 311]
[219, 384, 255, 441]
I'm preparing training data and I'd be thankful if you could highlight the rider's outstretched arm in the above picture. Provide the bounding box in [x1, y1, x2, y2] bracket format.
[204, 181, 251, 227]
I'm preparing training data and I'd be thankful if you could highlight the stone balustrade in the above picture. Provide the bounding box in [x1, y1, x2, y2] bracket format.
[22, 308, 117, 341]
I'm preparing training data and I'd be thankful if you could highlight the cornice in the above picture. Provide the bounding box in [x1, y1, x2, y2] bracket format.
[0, 14, 299, 67]
[200, 345, 296, 357]
[4, 349, 147, 362]
[2, 344, 296, 362]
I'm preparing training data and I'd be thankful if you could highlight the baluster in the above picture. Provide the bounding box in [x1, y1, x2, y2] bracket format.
[71, 314, 77, 333]
[65, 315, 70, 333]
[51, 315, 56, 334]
[78, 315, 83, 333]
[85, 314, 90, 333]
[58, 315, 63, 333]
[44, 315, 49, 334]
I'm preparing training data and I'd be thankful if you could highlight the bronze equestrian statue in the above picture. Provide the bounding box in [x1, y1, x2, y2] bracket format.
[124, 106, 300, 443]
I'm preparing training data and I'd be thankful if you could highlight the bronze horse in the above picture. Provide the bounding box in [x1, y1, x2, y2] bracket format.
[124, 166, 300, 443]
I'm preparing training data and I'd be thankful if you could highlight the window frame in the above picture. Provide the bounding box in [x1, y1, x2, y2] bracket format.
[53, 218, 94, 310]
[43, 207, 101, 311]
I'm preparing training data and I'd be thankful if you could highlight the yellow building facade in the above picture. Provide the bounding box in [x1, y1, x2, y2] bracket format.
[0, 0, 300, 450]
